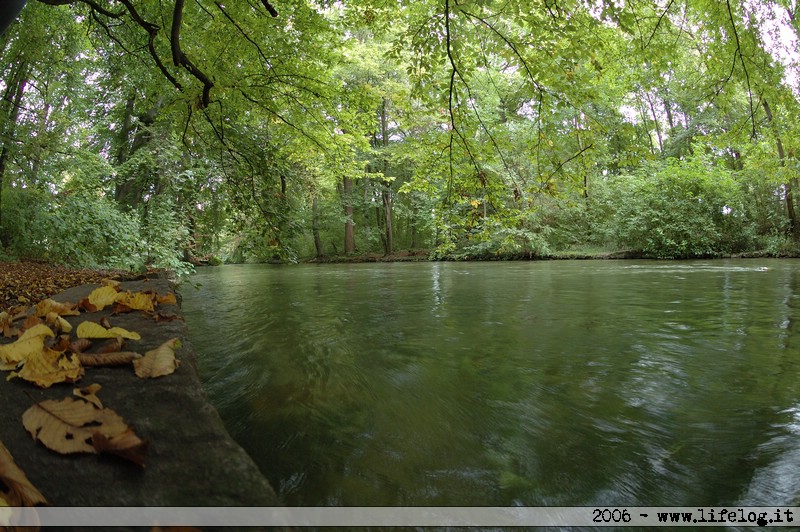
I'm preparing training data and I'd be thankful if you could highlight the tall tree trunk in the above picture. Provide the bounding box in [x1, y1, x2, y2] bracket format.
[342, 175, 355, 254]
[379, 98, 393, 255]
[410, 199, 419, 249]
[29, 100, 54, 185]
[312, 193, 324, 257]
[382, 183, 393, 255]
[763, 99, 799, 240]
[644, 90, 663, 153]
[0, 65, 27, 239]
[114, 97, 162, 210]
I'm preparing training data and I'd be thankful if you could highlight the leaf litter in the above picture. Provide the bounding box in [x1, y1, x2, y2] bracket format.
[0, 278, 183, 505]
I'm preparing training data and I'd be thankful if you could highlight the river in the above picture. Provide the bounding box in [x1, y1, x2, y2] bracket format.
[180, 259, 800, 507]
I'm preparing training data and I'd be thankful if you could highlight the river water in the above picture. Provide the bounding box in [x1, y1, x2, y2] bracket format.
[180, 260, 800, 507]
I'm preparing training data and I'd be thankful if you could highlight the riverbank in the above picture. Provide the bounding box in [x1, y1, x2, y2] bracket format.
[303, 247, 798, 264]
[0, 274, 281, 514]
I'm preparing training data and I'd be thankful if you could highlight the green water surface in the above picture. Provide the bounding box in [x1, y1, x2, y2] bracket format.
[181, 260, 800, 507]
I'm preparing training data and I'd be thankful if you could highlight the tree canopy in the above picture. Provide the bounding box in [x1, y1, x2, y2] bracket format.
[0, 0, 798, 268]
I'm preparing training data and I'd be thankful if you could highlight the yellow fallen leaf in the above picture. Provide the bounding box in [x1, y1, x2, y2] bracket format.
[45, 312, 73, 334]
[86, 285, 119, 311]
[0, 439, 47, 506]
[76, 321, 141, 341]
[9, 348, 84, 388]
[22, 396, 147, 467]
[74, 383, 103, 409]
[35, 298, 79, 317]
[0, 324, 55, 370]
[133, 338, 181, 378]
[114, 291, 154, 312]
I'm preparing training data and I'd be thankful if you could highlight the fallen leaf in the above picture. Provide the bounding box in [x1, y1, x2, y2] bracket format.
[0, 312, 19, 338]
[99, 317, 112, 329]
[98, 336, 125, 353]
[133, 338, 181, 378]
[45, 311, 73, 334]
[0, 324, 55, 370]
[155, 292, 178, 306]
[74, 383, 103, 408]
[78, 351, 142, 367]
[154, 312, 182, 323]
[76, 321, 140, 341]
[22, 396, 147, 466]
[77, 299, 98, 313]
[20, 315, 42, 332]
[34, 299, 79, 318]
[92, 429, 148, 468]
[114, 291, 154, 312]
[86, 285, 119, 311]
[111, 303, 135, 315]
[70, 338, 92, 353]
[0, 439, 47, 506]
[52, 334, 71, 352]
[9, 348, 84, 388]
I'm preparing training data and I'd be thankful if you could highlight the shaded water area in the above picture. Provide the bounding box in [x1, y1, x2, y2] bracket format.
[181, 260, 800, 507]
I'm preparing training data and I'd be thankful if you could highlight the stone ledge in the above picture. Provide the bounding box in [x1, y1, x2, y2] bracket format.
[0, 278, 281, 508]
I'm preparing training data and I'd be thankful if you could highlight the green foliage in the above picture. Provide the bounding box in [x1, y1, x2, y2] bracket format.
[1, 189, 141, 268]
[597, 158, 758, 258]
[140, 197, 194, 276]
[2, 0, 800, 266]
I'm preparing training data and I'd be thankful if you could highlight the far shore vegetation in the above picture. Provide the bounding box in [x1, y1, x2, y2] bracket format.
[2, 1, 800, 274]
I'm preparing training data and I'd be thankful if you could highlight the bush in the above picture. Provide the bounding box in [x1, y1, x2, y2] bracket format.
[1, 188, 141, 268]
[599, 158, 757, 258]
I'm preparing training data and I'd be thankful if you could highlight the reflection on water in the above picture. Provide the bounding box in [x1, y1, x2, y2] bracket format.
[181, 260, 800, 506]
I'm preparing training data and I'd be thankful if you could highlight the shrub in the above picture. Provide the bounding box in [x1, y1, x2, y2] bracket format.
[603, 157, 757, 258]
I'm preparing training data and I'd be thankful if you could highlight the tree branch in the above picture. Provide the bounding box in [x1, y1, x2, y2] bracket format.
[261, 0, 278, 18]
[171, 0, 184, 66]
[171, 0, 214, 108]
[36, 0, 123, 19]
[725, 0, 756, 138]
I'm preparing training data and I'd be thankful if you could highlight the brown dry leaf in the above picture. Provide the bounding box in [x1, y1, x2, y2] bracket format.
[78, 351, 142, 367]
[86, 285, 119, 312]
[73, 383, 103, 408]
[98, 336, 124, 353]
[0, 312, 20, 338]
[77, 298, 98, 313]
[114, 291, 154, 312]
[155, 292, 177, 306]
[0, 439, 48, 506]
[153, 312, 182, 323]
[21, 396, 147, 467]
[133, 338, 181, 379]
[34, 298, 79, 318]
[20, 315, 42, 332]
[70, 338, 92, 353]
[8, 306, 29, 323]
[92, 429, 148, 468]
[0, 324, 55, 370]
[99, 317, 112, 329]
[76, 321, 140, 341]
[111, 302, 135, 315]
[52, 334, 71, 352]
[9, 348, 84, 388]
